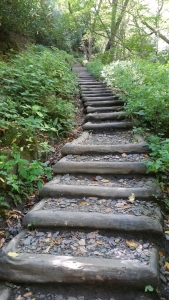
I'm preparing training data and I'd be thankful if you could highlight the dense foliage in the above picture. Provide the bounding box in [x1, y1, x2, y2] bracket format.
[0, 46, 77, 208]
[87, 58, 169, 207]
[101, 59, 169, 135]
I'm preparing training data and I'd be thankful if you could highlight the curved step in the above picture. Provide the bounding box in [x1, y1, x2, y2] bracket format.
[84, 100, 124, 107]
[61, 143, 150, 156]
[53, 160, 147, 175]
[83, 96, 118, 101]
[40, 180, 162, 200]
[79, 81, 106, 87]
[23, 202, 163, 235]
[0, 231, 159, 287]
[86, 106, 124, 113]
[83, 121, 133, 130]
[85, 112, 126, 121]
[82, 92, 114, 97]
[81, 87, 111, 92]
[80, 85, 107, 89]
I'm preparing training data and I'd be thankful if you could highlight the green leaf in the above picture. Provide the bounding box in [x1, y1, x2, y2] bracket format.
[145, 285, 154, 292]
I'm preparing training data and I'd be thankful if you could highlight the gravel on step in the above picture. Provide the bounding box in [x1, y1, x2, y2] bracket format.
[16, 229, 153, 264]
[81, 131, 139, 145]
[59, 174, 155, 188]
[42, 197, 160, 220]
[64, 154, 149, 163]
[9, 283, 158, 300]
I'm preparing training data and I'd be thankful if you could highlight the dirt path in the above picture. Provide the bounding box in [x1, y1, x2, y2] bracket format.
[0, 66, 164, 300]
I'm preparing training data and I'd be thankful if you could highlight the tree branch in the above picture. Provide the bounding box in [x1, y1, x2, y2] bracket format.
[142, 20, 169, 45]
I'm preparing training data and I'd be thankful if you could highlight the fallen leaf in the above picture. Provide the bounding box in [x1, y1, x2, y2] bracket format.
[43, 246, 50, 253]
[165, 231, 169, 234]
[164, 262, 169, 271]
[23, 292, 32, 297]
[0, 238, 5, 248]
[8, 252, 18, 257]
[143, 154, 149, 158]
[122, 153, 127, 157]
[0, 177, 5, 183]
[97, 241, 104, 245]
[0, 230, 5, 237]
[159, 251, 164, 257]
[80, 201, 87, 205]
[101, 179, 110, 183]
[26, 201, 35, 207]
[45, 238, 51, 242]
[114, 238, 121, 243]
[125, 240, 138, 248]
[12, 138, 17, 144]
[128, 193, 135, 203]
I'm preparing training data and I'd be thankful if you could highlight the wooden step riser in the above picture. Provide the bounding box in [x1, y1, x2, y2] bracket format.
[85, 112, 126, 121]
[61, 144, 150, 156]
[23, 207, 163, 235]
[86, 106, 123, 113]
[40, 182, 162, 200]
[84, 100, 124, 107]
[83, 122, 133, 130]
[53, 161, 148, 175]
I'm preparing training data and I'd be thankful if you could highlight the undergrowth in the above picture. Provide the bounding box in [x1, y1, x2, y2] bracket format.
[87, 58, 169, 209]
[0, 45, 77, 210]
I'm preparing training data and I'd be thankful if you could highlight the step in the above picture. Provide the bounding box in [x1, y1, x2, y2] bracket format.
[79, 82, 106, 86]
[61, 143, 150, 155]
[85, 112, 126, 121]
[80, 85, 107, 89]
[84, 100, 124, 107]
[39, 177, 162, 200]
[78, 80, 100, 84]
[0, 230, 160, 288]
[83, 96, 119, 101]
[23, 198, 163, 235]
[83, 121, 133, 130]
[86, 106, 123, 113]
[82, 92, 114, 97]
[81, 87, 111, 92]
[53, 160, 147, 175]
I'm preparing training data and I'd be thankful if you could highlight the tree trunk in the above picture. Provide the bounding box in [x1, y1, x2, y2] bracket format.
[105, 0, 130, 60]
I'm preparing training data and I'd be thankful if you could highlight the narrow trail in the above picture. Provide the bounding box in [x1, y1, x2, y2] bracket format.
[0, 65, 164, 300]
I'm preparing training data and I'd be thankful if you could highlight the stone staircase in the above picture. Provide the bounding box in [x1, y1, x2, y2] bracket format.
[0, 66, 164, 300]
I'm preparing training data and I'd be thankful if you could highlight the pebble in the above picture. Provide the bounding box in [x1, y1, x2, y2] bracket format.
[17, 230, 152, 264]
[82, 131, 136, 145]
[65, 154, 148, 163]
[59, 174, 155, 189]
[42, 197, 159, 220]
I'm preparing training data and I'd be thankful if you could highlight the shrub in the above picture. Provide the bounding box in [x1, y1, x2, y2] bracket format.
[87, 59, 104, 80]
[0, 45, 77, 208]
[101, 59, 169, 135]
